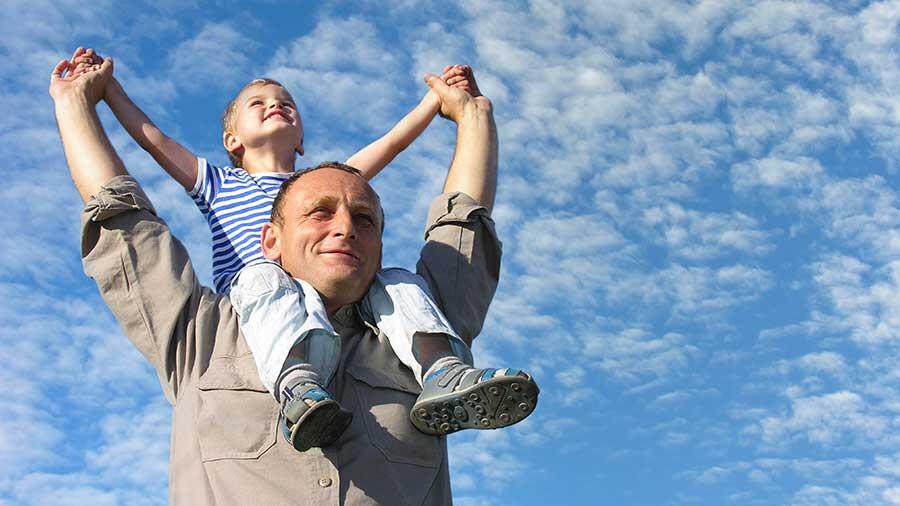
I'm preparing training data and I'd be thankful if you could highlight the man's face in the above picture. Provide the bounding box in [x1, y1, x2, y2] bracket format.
[266, 168, 383, 311]
[228, 83, 304, 160]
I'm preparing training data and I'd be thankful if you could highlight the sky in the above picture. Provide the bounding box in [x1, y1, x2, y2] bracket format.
[3, 0, 900, 504]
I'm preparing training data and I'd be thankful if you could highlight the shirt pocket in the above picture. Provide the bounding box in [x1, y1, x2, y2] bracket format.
[347, 364, 441, 469]
[195, 354, 279, 462]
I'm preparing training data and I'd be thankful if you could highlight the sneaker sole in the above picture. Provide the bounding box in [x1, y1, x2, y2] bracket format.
[286, 401, 353, 452]
[410, 374, 539, 436]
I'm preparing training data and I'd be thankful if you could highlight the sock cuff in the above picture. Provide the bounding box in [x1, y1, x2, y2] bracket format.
[275, 367, 321, 402]
[422, 356, 465, 383]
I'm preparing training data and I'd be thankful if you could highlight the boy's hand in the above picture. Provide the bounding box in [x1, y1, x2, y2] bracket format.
[49, 47, 113, 105]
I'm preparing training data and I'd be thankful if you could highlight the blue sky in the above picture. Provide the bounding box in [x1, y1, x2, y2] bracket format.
[3, 0, 900, 504]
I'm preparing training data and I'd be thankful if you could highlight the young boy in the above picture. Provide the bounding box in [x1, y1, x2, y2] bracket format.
[72, 48, 538, 451]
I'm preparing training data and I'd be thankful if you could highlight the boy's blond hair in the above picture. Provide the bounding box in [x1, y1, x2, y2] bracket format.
[222, 77, 289, 167]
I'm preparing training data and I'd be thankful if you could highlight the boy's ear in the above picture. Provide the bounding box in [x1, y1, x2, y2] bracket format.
[296, 135, 304, 156]
[260, 222, 282, 261]
[223, 131, 244, 160]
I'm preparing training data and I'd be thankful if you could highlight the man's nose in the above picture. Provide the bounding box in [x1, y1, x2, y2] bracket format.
[332, 209, 357, 239]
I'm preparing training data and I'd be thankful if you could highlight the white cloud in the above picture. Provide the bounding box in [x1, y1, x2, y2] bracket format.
[168, 23, 258, 92]
[769, 351, 848, 377]
[818, 176, 900, 263]
[731, 156, 823, 193]
[811, 254, 900, 345]
[642, 203, 772, 260]
[583, 328, 697, 385]
[753, 391, 890, 448]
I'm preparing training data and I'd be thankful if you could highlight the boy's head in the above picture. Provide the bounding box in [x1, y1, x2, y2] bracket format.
[222, 78, 304, 168]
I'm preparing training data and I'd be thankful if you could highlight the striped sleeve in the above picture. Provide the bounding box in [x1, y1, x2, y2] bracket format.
[188, 158, 225, 212]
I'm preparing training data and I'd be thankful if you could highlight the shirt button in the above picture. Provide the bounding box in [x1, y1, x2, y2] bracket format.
[318, 477, 333, 488]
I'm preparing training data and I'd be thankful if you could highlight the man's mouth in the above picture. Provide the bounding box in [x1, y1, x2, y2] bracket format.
[321, 249, 359, 261]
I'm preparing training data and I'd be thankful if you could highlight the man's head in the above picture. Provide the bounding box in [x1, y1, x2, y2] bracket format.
[222, 78, 304, 168]
[262, 162, 383, 313]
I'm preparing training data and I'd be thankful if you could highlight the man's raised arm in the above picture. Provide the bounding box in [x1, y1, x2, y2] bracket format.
[416, 70, 502, 345]
[50, 50, 233, 402]
[423, 69, 499, 214]
[49, 48, 127, 202]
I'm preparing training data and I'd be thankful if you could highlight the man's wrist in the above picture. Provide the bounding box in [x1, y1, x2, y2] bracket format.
[53, 92, 94, 112]
[454, 101, 492, 127]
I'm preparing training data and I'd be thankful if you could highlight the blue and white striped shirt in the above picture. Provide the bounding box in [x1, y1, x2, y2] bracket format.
[190, 158, 293, 293]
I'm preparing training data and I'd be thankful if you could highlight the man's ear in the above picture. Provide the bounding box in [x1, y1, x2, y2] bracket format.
[260, 222, 282, 261]
[223, 131, 244, 160]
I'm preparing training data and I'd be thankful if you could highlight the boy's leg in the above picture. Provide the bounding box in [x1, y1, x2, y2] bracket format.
[230, 262, 352, 451]
[362, 268, 539, 436]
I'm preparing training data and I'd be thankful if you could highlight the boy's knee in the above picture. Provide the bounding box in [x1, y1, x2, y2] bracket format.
[231, 261, 296, 301]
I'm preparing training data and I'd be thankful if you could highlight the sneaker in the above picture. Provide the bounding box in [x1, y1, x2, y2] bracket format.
[410, 364, 539, 436]
[280, 381, 353, 452]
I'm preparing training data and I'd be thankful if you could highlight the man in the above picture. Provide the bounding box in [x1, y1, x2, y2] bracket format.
[51, 48, 509, 505]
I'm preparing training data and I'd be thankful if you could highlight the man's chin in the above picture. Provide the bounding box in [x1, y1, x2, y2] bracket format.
[315, 272, 375, 305]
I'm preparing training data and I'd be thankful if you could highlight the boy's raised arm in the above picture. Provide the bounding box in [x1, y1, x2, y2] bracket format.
[345, 65, 475, 180]
[77, 49, 199, 191]
[344, 90, 441, 179]
[105, 77, 199, 190]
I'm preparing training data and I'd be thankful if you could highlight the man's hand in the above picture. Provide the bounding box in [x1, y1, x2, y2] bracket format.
[424, 68, 492, 124]
[443, 64, 482, 98]
[71, 48, 105, 78]
[49, 47, 112, 105]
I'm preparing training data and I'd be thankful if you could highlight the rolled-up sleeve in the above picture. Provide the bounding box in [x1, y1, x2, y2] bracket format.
[81, 175, 233, 403]
[416, 192, 502, 344]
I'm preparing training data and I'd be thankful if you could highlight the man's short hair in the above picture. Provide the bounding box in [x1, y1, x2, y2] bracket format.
[222, 77, 288, 167]
[270, 161, 384, 231]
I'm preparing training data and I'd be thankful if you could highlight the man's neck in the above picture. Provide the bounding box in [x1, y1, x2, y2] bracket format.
[241, 148, 296, 174]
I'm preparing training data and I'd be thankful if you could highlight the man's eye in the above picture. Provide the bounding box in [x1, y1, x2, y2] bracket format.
[356, 215, 375, 226]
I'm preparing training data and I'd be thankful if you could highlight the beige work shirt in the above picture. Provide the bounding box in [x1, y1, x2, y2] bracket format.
[80, 175, 502, 505]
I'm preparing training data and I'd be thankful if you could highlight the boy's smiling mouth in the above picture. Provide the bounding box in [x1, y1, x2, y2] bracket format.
[265, 110, 291, 123]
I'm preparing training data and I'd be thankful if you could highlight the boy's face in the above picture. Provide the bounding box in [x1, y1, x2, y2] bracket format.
[226, 83, 304, 161]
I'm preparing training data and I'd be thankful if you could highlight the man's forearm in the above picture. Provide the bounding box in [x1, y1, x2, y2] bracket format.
[442, 103, 498, 213]
[55, 95, 127, 203]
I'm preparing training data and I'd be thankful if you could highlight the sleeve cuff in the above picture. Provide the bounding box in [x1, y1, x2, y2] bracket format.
[188, 157, 206, 196]
[84, 175, 157, 223]
[424, 192, 492, 237]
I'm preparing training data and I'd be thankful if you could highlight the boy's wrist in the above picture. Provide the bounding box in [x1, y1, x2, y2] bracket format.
[103, 77, 123, 101]
[422, 89, 441, 111]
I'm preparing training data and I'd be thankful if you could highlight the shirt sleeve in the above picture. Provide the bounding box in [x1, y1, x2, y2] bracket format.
[415, 192, 502, 345]
[188, 157, 225, 211]
[81, 175, 240, 403]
